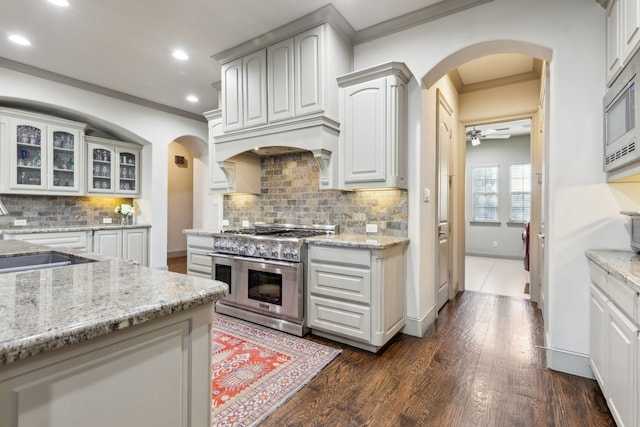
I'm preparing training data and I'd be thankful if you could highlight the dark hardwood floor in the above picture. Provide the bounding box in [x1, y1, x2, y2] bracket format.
[168, 256, 614, 426]
[167, 256, 187, 274]
[263, 292, 615, 427]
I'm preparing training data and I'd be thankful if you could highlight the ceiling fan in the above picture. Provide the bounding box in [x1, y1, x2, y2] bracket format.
[466, 127, 511, 146]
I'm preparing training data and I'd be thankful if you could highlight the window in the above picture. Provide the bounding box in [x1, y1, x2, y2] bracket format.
[510, 163, 531, 222]
[472, 166, 498, 221]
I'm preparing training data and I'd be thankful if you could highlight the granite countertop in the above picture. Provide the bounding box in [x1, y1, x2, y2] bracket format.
[585, 249, 640, 293]
[305, 234, 410, 250]
[1, 224, 152, 235]
[0, 240, 227, 365]
[183, 229, 410, 250]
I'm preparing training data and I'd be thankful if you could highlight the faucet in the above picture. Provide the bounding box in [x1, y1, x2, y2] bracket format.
[0, 198, 8, 216]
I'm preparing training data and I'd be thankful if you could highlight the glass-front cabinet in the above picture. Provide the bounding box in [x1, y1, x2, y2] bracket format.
[86, 136, 140, 196]
[49, 126, 81, 191]
[1, 110, 86, 194]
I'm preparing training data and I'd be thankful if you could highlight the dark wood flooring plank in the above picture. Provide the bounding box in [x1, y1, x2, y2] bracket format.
[255, 291, 615, 427]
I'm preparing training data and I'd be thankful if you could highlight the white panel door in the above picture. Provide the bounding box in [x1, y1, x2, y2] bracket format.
[93, 229, 122, 259]
[221, 58, 243, 131]
[589, 284, 608, 389]
[343, 79, 386, 184]
[242, 49, 267, 128]
[607, 301, 638, 427]
[294, 26, 323, 116]
[268, 39, 294, 122]
[437, 91, 453, 311]
[608, 0, 623, 84]
[622, 0, 640, 62]
[123, 228, 148, 266]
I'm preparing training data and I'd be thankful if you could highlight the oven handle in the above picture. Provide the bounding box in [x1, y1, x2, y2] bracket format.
[207, 252, 236, 260]
[208, 252, 300, 268]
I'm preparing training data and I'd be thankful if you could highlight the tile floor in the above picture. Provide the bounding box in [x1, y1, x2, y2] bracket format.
[465, 255, 529, 299]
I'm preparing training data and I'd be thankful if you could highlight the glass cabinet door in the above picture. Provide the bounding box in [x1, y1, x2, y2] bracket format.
[117, 149, 139, 193]
[11, 120, 46, 189]
[88, 143, 115, 193]
[48, 126, 80, 191]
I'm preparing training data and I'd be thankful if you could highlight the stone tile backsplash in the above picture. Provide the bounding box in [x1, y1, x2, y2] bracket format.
[224, 152, 408, 236]
[0, 195, 133, 229]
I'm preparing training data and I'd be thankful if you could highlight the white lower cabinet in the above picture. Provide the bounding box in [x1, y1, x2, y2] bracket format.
[93, 228, 148, 266]
[607, 301, 637, 426]
[0, 302, 214, 427]
[307, 243, 407, 352]
[2, 230, 90, 250]
[186, 234, 214, 278]
[588, 260, 639, 427]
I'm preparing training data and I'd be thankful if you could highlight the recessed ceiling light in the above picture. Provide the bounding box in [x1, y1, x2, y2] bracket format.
[173, 50, 189, 61]
[9, 35, 31, 46]
[48, 0, 70, 6]
[186, 95, 199, 103]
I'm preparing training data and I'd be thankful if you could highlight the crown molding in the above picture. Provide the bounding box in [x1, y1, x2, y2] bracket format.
[354, 0, 494, 44]
[0, 57, 206, 122]
[213, 4, 356, 63]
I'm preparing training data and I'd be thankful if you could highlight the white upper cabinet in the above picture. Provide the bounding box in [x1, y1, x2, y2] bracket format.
[86, 136, 141, 197]
[294, 26, 323, 116]
[623, 0, 640, 62]
[221, 59, 243, 131]
[608, 0, 623, 85]
[221, 50, 267, 131]
[242, 50, 268, 128]
[218, 23, 352, 133]
[338, 62, 412, 190]
[606, 0, 640, 85]
[0, 109, 86, 195]
[267, 39, 295, 123]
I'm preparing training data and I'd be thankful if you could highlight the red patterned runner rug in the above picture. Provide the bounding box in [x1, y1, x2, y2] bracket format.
[210, 314, 341, 426]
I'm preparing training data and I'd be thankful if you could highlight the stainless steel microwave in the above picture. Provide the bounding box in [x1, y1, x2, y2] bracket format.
[605, 72, 639, 172]
[621, 211, 640, 252]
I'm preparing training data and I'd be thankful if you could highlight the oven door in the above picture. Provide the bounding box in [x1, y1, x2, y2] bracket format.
[234, 256, 304, 321]
[210, 253, 236, 303]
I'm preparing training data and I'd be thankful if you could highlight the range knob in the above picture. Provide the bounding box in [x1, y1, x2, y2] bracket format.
[257, 245, 267, 257]
[246, 244, 256, 256]
[291, 249, 299, 259]
[283, 247, 292, 258]
[214, 240, 221, 249]
[238, 245, 246, 254]
[271, 247, 279, 257]
[231, 244, 239, 252]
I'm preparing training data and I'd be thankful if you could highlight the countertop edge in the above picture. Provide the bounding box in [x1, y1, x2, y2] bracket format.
[585, 249, 640, 293]
[0, 285, 227, 365]
[1, 224, 152, 235]
[183, 229, 410, 250]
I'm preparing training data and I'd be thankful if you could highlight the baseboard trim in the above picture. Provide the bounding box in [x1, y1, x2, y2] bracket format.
[167, 250, 187, 258]
[402, 304, 436, 337]
[546, 346, 594, 379]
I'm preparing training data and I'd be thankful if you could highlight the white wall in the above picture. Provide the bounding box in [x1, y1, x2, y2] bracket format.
[0, 67, 209, 269]
[465, 135, 530, 258]
[353, 0, 629, 377]
[167, 142, 194, 257]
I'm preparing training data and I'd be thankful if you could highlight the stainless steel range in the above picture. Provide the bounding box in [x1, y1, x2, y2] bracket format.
[209, 224, 337, 336]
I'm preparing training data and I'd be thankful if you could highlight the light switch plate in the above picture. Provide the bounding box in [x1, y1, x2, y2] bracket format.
[14, 219, 27, 226]
[222, 219, 230, 226]
[242, 220, 250, 228]
[103, 218, 113, 224]
[366, 224, 378, 233]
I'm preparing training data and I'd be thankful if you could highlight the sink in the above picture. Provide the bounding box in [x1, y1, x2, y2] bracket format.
[0, 251, 96, 274]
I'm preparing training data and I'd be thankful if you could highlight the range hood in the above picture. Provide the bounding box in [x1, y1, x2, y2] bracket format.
[213, 114, 340, 189]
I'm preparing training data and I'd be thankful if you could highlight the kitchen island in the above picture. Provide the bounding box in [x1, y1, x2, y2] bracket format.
[0, 240, 227, 427]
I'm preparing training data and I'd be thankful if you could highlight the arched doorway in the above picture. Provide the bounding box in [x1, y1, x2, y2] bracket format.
[418, 40, 551, 318]
[166, 135, 209, 269]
